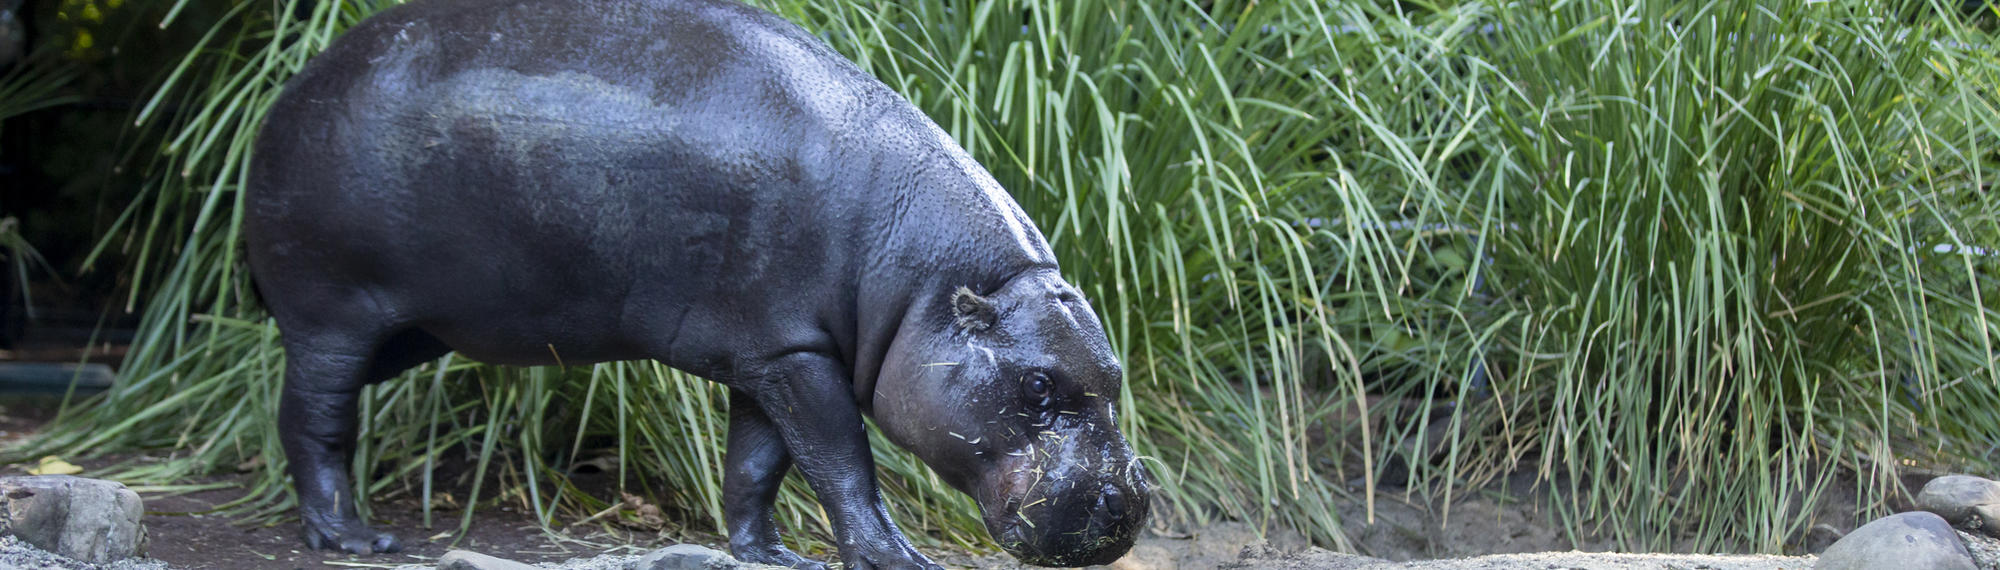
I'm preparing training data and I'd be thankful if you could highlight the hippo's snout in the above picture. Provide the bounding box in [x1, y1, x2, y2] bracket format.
[990, 463, 1151, 567]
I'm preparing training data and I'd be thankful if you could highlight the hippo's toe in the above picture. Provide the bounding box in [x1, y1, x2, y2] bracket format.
[349, 531, 402, 555]
[732, 544, 824, 570]
[303, 519, 401, 555]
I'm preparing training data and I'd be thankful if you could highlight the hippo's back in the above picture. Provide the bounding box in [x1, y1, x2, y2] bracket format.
[246, 0, 905, 370]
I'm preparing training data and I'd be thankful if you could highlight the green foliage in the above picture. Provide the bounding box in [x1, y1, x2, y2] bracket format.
[0, 216, 59, 317]
[0, 50, 80, 136]
[1473, 0, 2000, 548]
[14, 0, 1997, 556]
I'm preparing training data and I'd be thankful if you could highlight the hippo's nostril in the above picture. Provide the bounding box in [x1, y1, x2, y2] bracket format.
[1101, 483, 1125, 517]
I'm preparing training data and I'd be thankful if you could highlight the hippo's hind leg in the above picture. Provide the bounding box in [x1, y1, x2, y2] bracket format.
[724, 389, 823, 570]
[279, 325, 450, 554]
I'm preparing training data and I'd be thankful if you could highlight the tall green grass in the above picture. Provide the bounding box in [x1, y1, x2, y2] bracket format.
[14, 0, 1997, 556]
[0, 53, 80, 133]
[1473, 0, 2000, 548]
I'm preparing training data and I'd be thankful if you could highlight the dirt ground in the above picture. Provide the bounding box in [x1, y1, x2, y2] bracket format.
[0, 394, 1828, 570]
[134, 481, 652, 569]
[5, 446, 690, 569]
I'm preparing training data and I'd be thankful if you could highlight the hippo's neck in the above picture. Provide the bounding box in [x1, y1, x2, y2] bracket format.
[874, 109, 1056, 277]
[844, 106, 1058, 405]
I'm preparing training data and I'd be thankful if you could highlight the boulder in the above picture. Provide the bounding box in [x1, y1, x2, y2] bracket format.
[1919, 475, 2000, 525]
[1818, 511, 1976, 570]
[0, 475, 146, 564]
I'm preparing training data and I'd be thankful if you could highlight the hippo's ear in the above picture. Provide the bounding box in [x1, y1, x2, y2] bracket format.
[952, 287, 998, 332]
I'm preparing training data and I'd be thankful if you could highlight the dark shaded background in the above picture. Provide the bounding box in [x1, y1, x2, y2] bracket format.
[0, 0, 231, 351]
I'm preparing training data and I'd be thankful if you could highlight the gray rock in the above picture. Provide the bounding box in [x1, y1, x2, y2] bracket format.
[1976, 504, 2000, 538]
[0, 475, 147, 564]
[637, 544, 763, 570]
[437, 550, 543, 570]
[1819, 512, 1976, 570]
[1921, 475, 2000, 525]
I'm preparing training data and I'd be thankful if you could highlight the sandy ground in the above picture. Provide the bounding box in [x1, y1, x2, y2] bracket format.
[1230, 548, 1815, 569]
[439, 525, 1822, 570]
[369, 522, 1823, 570]
[947, 522, 1818, 570]
[396, 540, 1820, 570]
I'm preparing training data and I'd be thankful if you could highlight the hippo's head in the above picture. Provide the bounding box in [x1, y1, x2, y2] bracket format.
[875, 270, 1151, 567]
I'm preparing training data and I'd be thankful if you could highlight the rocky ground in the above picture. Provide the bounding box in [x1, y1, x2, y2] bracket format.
[13, 462, 2000, 569]
[0, 520, 1825, 570]
[5, 393, 2000, 570]
[0, 490, 1837, 570]
[0, 471, 1837, 570]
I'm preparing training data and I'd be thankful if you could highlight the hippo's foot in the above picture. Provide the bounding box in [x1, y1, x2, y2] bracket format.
[302, 519, 401, 554]
[732, 544, 825, 570]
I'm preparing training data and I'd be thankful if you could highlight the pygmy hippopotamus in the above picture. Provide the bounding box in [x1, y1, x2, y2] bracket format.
[243, 0, 1150, 567]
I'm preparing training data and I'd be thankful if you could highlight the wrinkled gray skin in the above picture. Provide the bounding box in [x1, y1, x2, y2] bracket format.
[243, 0, 1149, 567]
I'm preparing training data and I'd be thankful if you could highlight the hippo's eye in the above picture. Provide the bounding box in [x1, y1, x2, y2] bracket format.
[1026, 373, 1054, 408]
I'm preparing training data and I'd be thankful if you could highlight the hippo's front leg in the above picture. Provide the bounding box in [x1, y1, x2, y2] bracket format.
[724, 389, 821, 569]
[746, 353, 941, 570]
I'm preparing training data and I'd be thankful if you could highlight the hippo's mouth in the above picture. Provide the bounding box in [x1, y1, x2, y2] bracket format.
[992, 515, 1140, 567]
[970, 415, 1151, 567]
[982, 478, 1148, 567]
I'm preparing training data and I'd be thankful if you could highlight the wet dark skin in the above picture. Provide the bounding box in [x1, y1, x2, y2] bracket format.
[243, 0, 1148, 568]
